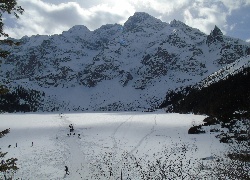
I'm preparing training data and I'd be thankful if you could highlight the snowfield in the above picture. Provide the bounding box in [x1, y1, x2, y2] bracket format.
[0, 112, 227, 179]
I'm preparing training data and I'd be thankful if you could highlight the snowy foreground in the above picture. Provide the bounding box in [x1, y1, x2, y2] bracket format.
[0, 112, 227, 179]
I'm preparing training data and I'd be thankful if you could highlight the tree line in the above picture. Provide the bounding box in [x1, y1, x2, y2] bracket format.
[0, 85, 44, 113]
[160, 67, 250, 122]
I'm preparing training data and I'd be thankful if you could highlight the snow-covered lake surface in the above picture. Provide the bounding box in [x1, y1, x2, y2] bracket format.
[0, 112, 227, 179]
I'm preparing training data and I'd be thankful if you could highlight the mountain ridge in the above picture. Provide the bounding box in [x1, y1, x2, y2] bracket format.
[0, 12, 250, 112]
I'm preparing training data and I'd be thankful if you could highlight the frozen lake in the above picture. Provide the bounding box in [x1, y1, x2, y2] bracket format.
[0, 112, 226, 179]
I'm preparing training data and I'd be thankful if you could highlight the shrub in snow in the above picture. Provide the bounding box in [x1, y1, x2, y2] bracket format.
[89, 143, 204, 179]
[188, 125, 205, 134]
[203, 116, 219, 126]
[0, 129, 19, 180]
[207, 151, 250, 179]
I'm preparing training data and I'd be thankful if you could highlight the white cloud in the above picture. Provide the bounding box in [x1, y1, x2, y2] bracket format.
[2, 0, 250, 40]
[86, 1, 135, 26]
[129, 0, 190, 14]
[246, 39, 250, 42]
[229, 23, 236, 31]
[5, 1, 86, 38]
[4, 0, 135, 38]
[220, 0, 250, 13]
[183, 3, 227, 34]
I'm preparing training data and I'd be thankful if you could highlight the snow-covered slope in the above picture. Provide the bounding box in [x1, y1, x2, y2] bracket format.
[0, 12, 250, 112]
[197, 55, 250, 88]
[0, 112, 227, 179]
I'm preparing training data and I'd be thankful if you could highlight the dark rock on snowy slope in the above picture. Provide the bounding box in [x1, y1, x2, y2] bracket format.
[0, 12, 250, 112]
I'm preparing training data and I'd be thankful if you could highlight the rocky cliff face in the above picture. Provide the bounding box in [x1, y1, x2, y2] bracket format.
[1, 12, 250, 112]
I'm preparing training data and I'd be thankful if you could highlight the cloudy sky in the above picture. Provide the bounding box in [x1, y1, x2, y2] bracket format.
[3, 0, 250, 42]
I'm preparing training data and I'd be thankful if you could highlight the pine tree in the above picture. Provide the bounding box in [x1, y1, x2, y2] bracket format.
[0, 0, 24, 95]
[0, 129, 19, 179]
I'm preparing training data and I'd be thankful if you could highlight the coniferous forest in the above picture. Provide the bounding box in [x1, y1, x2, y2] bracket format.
[0, 86, 44, 112]
[160, 67, 250, 122]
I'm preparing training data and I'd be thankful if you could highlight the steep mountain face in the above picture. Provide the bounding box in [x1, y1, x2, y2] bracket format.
[0, 12, 250, 112]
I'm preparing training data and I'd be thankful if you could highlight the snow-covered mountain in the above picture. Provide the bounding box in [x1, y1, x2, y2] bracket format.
[197, 55, 250, 89]
[1, 12, 250, 112]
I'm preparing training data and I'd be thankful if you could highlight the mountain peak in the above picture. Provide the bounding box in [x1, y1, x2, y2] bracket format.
[211, 25, 223, 36]
[63, 25, 90, 36]
[132, 12, 151, 19]
[206, 25, 224, 45]
[170, 19, 186, 27]
[124, 12, 165, 32]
